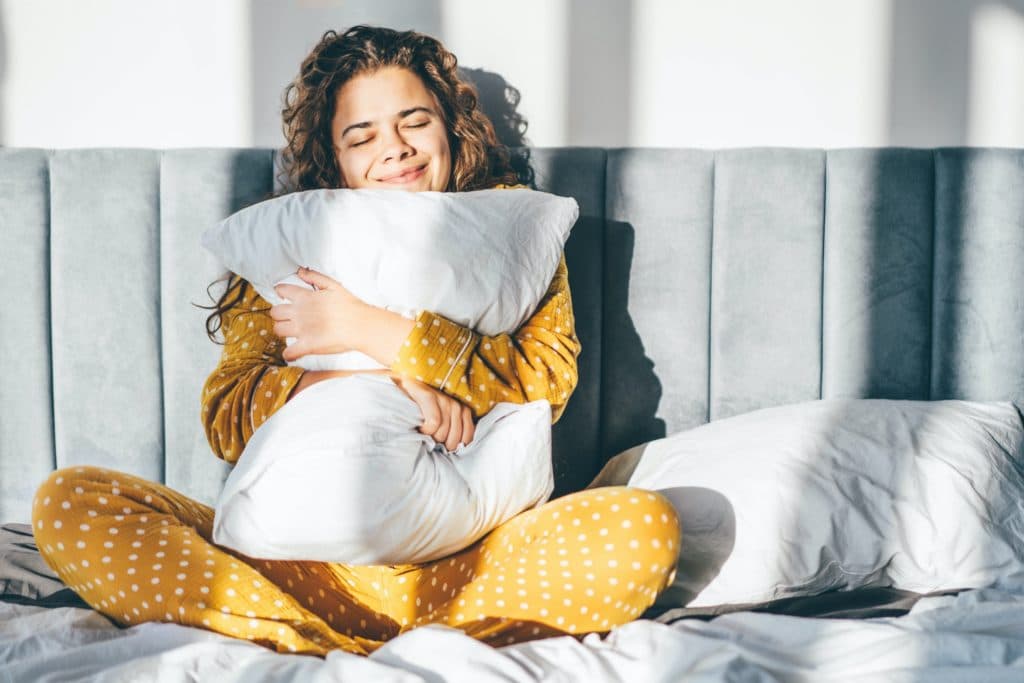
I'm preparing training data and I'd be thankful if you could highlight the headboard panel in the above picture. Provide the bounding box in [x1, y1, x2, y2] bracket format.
[932, 149, 1024, 402]
[1, 150, 53, 519]
[822, 149, 934, 399]
[50, 151, 163, 483]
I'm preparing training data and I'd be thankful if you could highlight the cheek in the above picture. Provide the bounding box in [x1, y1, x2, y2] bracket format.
[432, 137, 452, 173]
[338, 153, 369, 188]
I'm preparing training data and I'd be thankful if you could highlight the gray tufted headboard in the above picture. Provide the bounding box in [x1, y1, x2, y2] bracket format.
[2, 147, 1023, 522]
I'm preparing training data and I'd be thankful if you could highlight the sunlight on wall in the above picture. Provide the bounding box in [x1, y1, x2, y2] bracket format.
[1, 1, 1022, 149]
[968, 3, 1024, 147]
[630, 0, 891, 148]
[441, 0, 568, 147]
[0, 0, 251, 148]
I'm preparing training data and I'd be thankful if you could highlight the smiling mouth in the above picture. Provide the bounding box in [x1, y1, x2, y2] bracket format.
[379, 165, 427, 183]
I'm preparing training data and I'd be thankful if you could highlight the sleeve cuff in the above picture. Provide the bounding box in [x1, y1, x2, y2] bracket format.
[390, 310, 476, 388]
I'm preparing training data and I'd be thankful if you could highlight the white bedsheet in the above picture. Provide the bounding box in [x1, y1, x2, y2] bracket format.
[5, 586, 1024, 682]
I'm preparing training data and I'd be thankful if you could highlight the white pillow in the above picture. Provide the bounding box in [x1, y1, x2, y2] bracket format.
[203, 188, 575, 563]
[590, 399, 1024, 608]
[212, 373, 554, 564]
[201, 187, 579, 371]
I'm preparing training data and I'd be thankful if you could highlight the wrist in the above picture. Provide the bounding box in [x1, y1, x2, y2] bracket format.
[353, 304, 417, 366]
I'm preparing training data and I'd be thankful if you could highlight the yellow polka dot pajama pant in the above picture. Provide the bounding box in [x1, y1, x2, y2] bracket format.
[32, 466, 681, 657]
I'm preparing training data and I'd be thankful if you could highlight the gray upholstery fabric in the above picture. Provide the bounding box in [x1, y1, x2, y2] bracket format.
[0, 150, 53, 519]
[1, 147, 1023, 521]
[932, 149, 1024, 402]
[710, 149, 825, 420]
[603, 149, 714, 458]
[49, 151, 164, 482]
[822, 149, 934, 399]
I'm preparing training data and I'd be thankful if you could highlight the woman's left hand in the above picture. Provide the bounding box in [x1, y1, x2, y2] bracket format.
[270, 267, 367, 362]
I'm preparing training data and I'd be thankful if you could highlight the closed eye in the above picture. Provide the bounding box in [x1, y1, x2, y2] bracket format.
[352, 122, 428, 147]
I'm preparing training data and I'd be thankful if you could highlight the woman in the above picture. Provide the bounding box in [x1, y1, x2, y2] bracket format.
[32, 25, 681, 657]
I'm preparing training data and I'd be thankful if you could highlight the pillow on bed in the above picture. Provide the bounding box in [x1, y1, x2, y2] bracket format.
[201, 186, 579, 371]
[589, 399, 1024, 608]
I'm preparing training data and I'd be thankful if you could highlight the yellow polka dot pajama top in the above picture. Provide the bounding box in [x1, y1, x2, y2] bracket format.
[32, 249, 682, 657]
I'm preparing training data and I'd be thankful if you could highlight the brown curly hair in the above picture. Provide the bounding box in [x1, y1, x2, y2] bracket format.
[198, 24, 529, 344]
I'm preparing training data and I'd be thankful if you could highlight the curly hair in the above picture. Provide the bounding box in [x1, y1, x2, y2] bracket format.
[198, 25, 532, 345]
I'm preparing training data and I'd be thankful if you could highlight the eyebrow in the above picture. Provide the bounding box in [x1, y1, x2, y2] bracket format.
[340, 106, 434, 139]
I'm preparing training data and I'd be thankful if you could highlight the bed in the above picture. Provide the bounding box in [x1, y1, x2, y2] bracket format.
[2, 146, 1023, 681]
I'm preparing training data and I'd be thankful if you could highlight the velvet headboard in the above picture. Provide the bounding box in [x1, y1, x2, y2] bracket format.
[2, 147, 1022, 521]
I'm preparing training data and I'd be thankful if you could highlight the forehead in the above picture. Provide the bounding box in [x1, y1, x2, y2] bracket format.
[333, 66, 437, 125]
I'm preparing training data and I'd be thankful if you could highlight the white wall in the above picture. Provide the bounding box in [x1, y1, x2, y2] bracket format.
[1, 0, 253, 147]
[2, 0, 1023, 149]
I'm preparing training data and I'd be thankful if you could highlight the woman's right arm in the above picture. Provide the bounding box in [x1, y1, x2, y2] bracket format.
[201, 280, 475, 463]
[200, 282, 352, 464]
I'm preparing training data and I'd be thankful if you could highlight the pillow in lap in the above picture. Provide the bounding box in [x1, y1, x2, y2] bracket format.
[589, 399, 1024, 609]
[201, 188, 578, 564]
[213, 373, 555, 564]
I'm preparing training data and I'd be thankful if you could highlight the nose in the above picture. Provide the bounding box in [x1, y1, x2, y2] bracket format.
[380, 126, 415, 164]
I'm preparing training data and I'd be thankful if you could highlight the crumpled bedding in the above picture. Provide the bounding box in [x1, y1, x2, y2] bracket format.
[5, 584, 1024, 681]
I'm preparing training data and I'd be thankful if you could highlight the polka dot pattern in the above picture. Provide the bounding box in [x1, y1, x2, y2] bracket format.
[32, 467, 680, 658]
[199, 284, 304, 465]
[391, 253, 581, 424]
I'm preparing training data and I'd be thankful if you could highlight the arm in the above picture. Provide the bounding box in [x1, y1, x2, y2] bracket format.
[200, 280, 334, 464]
[388, 253, 581, 423]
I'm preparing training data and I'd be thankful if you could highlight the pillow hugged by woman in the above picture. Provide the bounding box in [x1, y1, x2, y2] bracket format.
[31, 25, 682, 657]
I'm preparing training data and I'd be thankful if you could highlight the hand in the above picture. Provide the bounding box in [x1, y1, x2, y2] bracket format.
[392, 375, 476, 452]
[271, 267, 367, 362]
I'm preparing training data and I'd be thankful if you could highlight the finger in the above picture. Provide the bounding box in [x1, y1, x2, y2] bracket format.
[432, 398, 451, 447]
[444, 401, 464, 452]
[268, 303, 293, 321]
[274, 283, 310, 300]
[296, 266, 339, 292]
[419, 400, 441, 436]
[281, 342, 302, 362]
[461, 407, 475, 445]
[272, 321, 298, 339]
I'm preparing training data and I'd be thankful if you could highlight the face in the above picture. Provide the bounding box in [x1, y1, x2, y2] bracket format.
[331, 66, 452, 192]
